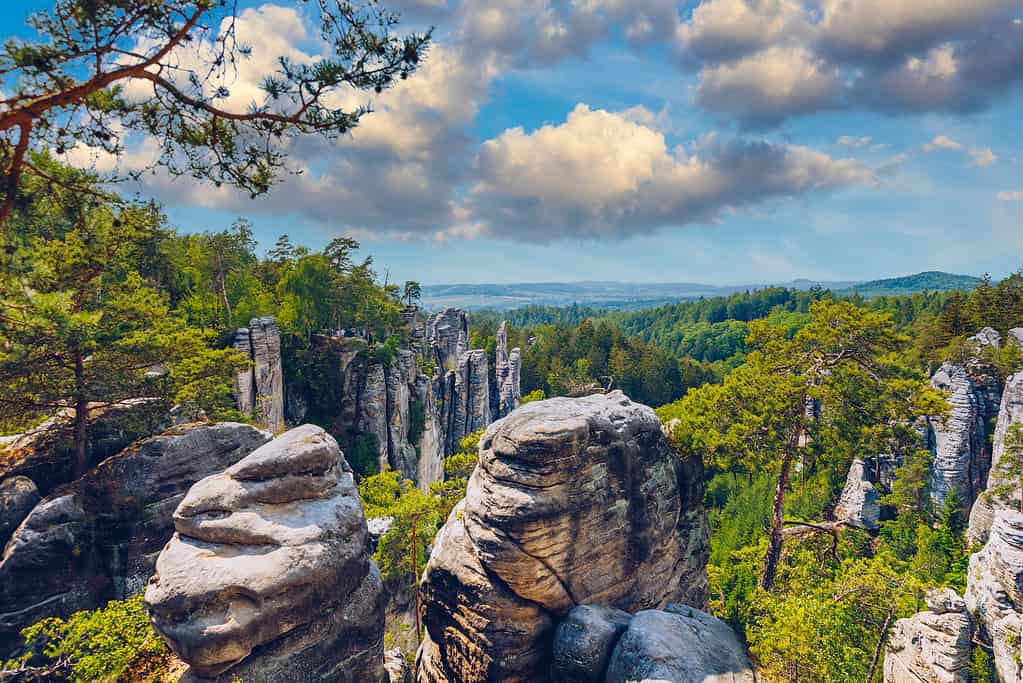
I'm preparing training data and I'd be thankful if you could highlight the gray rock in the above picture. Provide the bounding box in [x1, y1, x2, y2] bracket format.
[552, 605, 632, 683]
[883, 588, 972, 683]
[834, 458, 881, 530]
[0, 398, 170, 496]
[495, 322, 522, 418]
[385, 649, 412, 683]
[928, 362, 1001, 513]
[604, 605, 755, 683]
[360, 361, 391, 472]
[969, 371, 1023, 545]
[416, 392, 710, 682]
[971, 327, 1003, 352]
[1010, 328, 1023, 347]
[965, 510, 1023, 683]
[234, 317, 286, 434]
[145, 424, 384, 682]
[0, 477, 39, 551]
[436, 350, 492, 456]
[0, 422, 269, 658]
[427, 308, 469, 374]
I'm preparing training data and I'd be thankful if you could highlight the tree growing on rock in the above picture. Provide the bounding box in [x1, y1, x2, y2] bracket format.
[667, 300, 948, 589]
[0, 0, 429, 225]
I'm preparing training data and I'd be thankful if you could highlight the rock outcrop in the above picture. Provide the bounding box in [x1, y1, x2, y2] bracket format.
[496, 321, 522, 418]
[416, 392, 710, 682]
[883, 588, 972, 683]
[927, 360, 1002, 513]
[834, 458, 881, 530]
[0, 398, 170, 496]
[145, 424, 385, 682]
[234, 317, 286, 434]
[0, 477, 38, 553]
[969, 370, 1023, 545]
[965, 510, 1023, 683]
[0, 422, 269, 658]
[426, 308, 469, 373]
[436, 349, 492, 456]
[602, 605, 755, 683]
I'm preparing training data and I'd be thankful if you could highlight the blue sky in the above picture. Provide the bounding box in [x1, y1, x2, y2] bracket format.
[5, 1, 1023, 285]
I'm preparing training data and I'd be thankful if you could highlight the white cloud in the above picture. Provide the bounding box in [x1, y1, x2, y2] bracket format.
[997, 191, 1023, 201]
[465, 104, 873, 241]
[837, 135, 873, 148]
[923, 135, 963, 152]
[696, 46, 841, 127]
[968, 147, 998, 166]
[677, 0, 810, 61]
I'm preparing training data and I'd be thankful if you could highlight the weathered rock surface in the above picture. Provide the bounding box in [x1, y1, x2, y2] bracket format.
[0, 477, 38, 551]
[0, 422, 269, 658]
[552, 605, 632, 683]
[234, 317, 286, 434]
[965, 510, 1023, 683]
[496, 321, 522, 418]
[834, 458, 881, 530]
[0, 398, 170, 496]
[883, 588, 972, 683]
[385, 649, 412, 683]
[603, 605, 755, 683]
[928, 361, 1002, 513]
[145, 424, 384, 682]
[436, 349, 492, 456]
[416, 392, 710, 682]
[427, 308, 469, 373]
[1010, 328, 1023, 347]
[969, 370, 1023, 545]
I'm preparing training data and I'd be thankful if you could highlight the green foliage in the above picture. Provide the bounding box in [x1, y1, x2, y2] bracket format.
[359, 470, 442, 584]
[343, 433, 381, 479]
[4, 594, 169, 682]
[521, 389, 546, 404]
[170, 343, 252, 422]
[969, 647, 997, 683]
[408, 398, 426, 446]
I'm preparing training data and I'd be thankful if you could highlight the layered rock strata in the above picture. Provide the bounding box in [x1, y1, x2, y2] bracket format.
[834, 458, 881, 530]
[883, 588, 972, 683]
[496, 321, 522, 418]
[0, 422, 269, 658]
[234, 317, 286, 434]
[969, 370, 1023, 544]
[416, 392, 710, 682]
[145, 424, 384, 682]
[965, 510, 1023, 683]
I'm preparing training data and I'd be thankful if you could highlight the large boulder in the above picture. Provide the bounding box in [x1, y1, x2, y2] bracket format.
[965, 510, 1023, 683]
[969, 370, 1023, 545]
[145, 424, 385, 682]
[552, 605, 632, 683]
[0, 422, 269, 658]
[416, 392, 710, 682]
[0, 398, 170, 496]
[603, 605, 755, 683]
[0, 476, 39, 551]
[883, 588, 972, 683]
[834, 458, 881, 530]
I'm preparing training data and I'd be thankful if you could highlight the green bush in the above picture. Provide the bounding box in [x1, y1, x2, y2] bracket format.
[3, 594, 169, 683]
[343, 432, 381, 478]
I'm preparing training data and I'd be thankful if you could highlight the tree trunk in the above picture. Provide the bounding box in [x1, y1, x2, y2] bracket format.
[865, 606, 897, 683]
[73, 352, 89, 478]
[760, 440, 798, 590]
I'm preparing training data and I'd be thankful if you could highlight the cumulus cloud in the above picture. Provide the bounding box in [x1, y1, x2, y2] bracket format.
[696, 46, 841, 127]
[464, 104, 873, 241]
[997, 191, 1023, 201]
[923, 135, 963, 152]
[921, 135, 998, 167]
[968, 147, 998, 167]
[678, 0, 810, 61]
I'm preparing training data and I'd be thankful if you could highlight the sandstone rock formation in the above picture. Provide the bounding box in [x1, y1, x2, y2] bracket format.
[883, 588, 972, 683]
[234, 317, 286, 434]
[0, 422, 269, 658]
[552, 605, 632, 683]
[0, 477, 38, 552]
[927, 361, 1002, 513]
[426, 308, 469, 373]
[496, 321, 522, 418]
[436, 349, 492, 456]
[969, 370, 1023, 545]
[603, 605, 755, 683]
[965, 510, 1023, 683]
[416, 392, 710, 682]
[0, 398, 169, 496]
[145, 424, 385, 682]
[834, 458, 881, 530]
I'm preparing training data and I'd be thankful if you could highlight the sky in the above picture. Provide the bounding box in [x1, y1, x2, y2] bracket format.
[5, 0, 1023, 285]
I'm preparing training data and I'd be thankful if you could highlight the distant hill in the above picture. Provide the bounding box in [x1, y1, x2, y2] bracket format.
[422, 272, 978, 311]
[838, 271, 981, 298]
